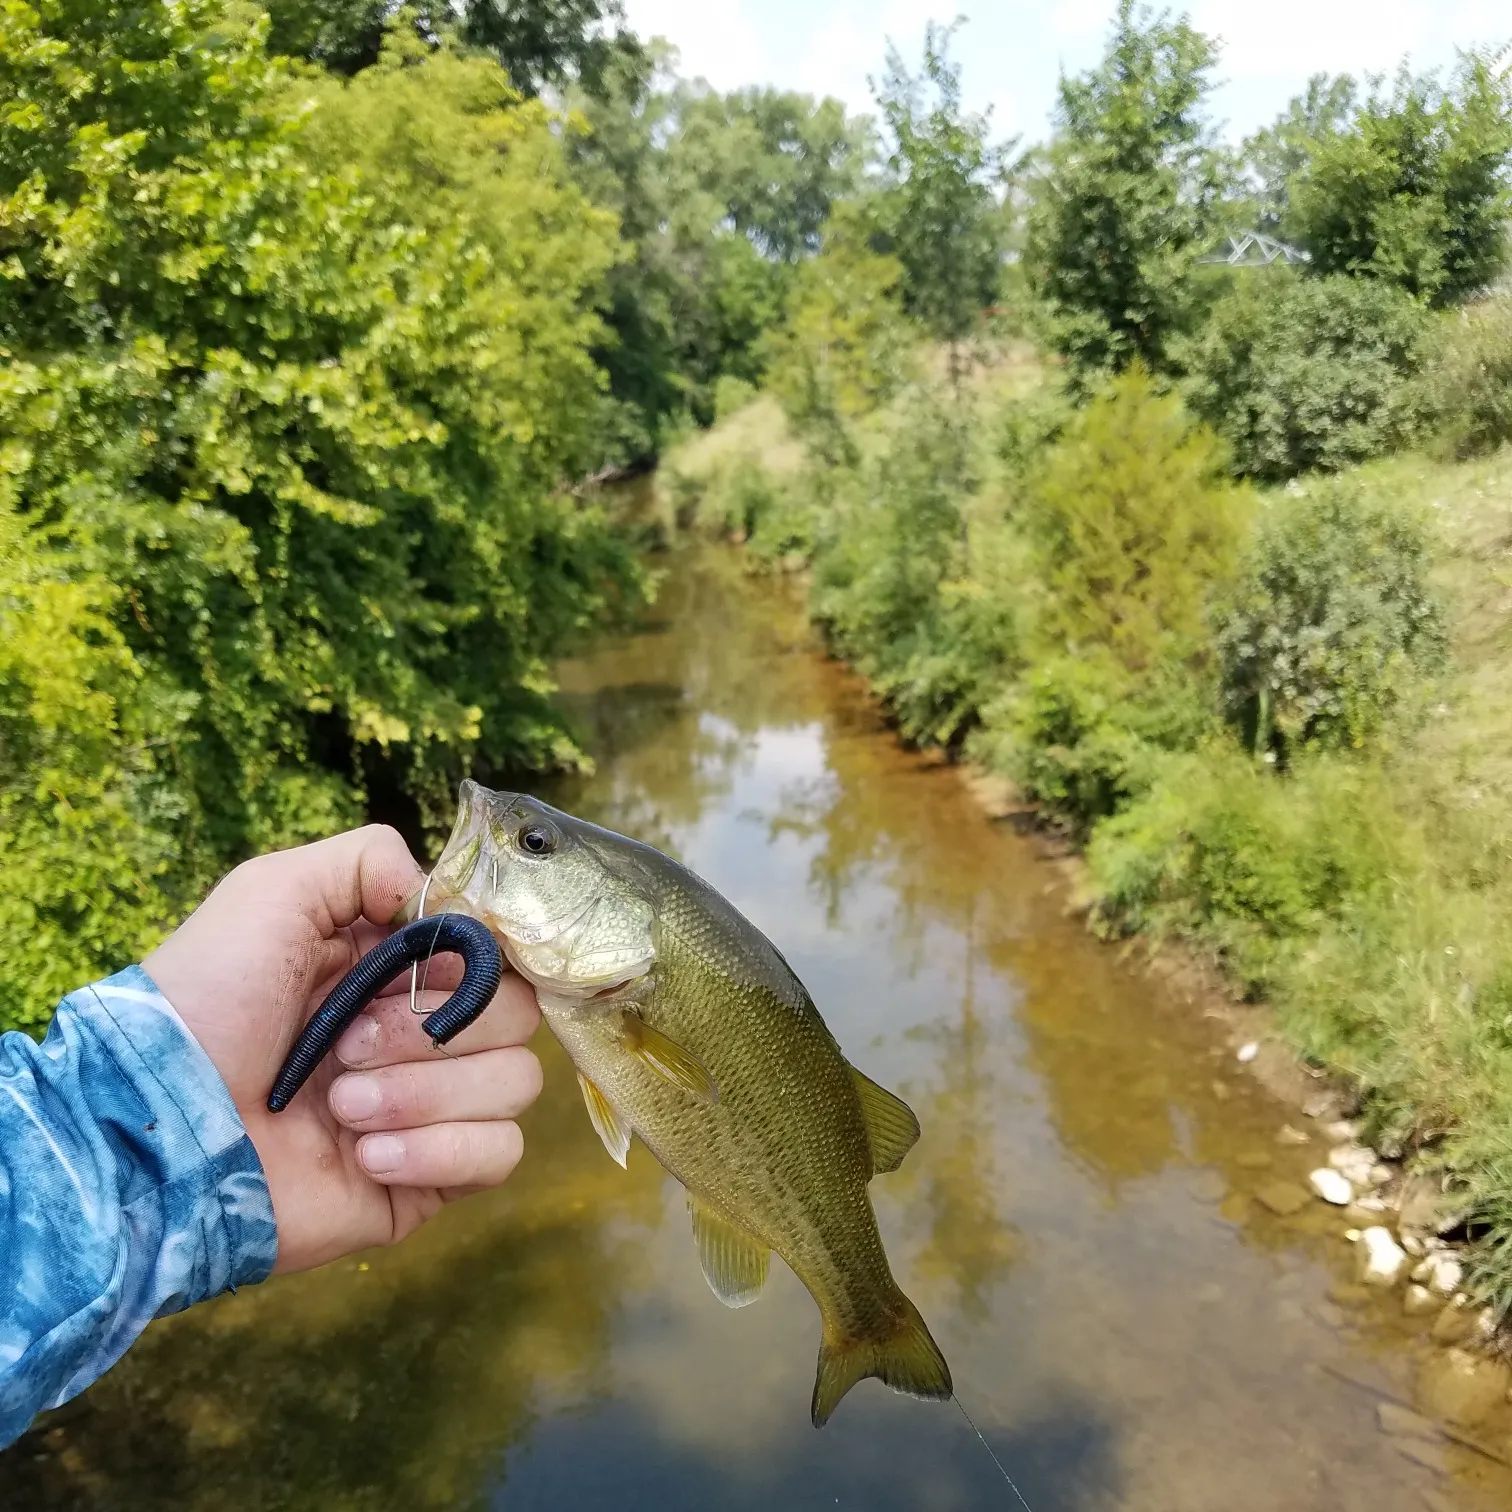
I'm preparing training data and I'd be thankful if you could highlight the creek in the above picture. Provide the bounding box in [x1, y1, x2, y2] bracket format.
[3, 545, 1508, 1511]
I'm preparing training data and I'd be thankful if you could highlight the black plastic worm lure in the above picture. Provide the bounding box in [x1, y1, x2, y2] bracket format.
[267, 913, 505, 1113]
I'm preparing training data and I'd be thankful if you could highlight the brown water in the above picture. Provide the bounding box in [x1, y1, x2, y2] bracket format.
[6, 546, 1511, 1511]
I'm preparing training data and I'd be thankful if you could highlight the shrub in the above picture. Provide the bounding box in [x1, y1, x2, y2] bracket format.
[1182, 273, 1431, 481]
[1018, 368, 1249, 672]
[1284, 56, 1512, 308]
[976, 653, 1211, 833]
[810, 402, 969, 667]
[1214, 479, 1447, 758]
[1421, 295, 1512, 458]
[1088, 749, 1404, 987]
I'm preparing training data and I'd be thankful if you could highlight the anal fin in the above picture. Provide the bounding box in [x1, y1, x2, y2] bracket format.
[689, 1196, 769, 1308]
[578, 1072, 632, 1169]
[850, 1065, 921, 1175]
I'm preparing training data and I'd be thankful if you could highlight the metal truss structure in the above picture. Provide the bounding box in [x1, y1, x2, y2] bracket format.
[1199, 231, 1311, 267]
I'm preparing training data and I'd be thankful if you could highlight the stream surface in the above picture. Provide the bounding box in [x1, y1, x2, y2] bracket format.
[5, 546, 1510, 1511]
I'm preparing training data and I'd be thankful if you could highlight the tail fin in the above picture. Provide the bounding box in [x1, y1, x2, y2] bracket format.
[811, 1294, 952, 1428]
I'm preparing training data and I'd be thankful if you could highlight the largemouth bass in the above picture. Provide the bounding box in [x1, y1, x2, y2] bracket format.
[413, 780, 951, 1427]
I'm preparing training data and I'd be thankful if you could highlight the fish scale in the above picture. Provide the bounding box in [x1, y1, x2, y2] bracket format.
[418, 780, 952, 1427]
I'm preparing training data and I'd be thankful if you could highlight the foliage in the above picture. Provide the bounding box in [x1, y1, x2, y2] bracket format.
[977, 654, 1209, 833]
[0, 1, 634, 1028]
[0, 504, 192, 1031]
[1018, 368, 1249, 673]
[763, 206, 913, 438]
[1215, 480, 1446, 758]
[1087, 749, 1403, 985]
[872, 21, 1005, 350]
[262, 0, 392, 72]
[810, 400, 971, 669]
[1420, 294, 1512, 457]
[1286, 56, 1512, 305]
[263, 0, 641, 94]
[1182, 272, 1431, 480]
[1242, 73, 1358, 237]
[566, 48, 872, 458]
[1025, 0, 1229, 383]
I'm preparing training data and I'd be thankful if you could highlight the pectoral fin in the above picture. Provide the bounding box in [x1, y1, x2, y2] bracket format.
[578, 1072, 632, 1168]
[850, 1065, 920, 1175]
[621, 1014, 719, 1102]
[689, 1196, 769, 1308]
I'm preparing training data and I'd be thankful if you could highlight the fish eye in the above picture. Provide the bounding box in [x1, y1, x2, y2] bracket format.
[518, 825, 556, 857]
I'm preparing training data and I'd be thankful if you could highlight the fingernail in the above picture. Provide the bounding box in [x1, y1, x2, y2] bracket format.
[336, 1014, 380, 1066]
[361, 1134, 405, 1175]
[331, 1075, 382, 1122]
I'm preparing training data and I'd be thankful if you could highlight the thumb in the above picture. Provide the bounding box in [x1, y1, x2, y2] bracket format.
[264, 824, 425, 938]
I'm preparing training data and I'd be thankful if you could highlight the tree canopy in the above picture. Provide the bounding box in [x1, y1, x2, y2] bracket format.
[1026, 0, 1228, 382]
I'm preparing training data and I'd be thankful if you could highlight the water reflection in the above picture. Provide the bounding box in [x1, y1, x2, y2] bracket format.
[6, 544, 1511, 1510]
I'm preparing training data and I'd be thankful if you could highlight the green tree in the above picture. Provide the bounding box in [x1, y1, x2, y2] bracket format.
[0, 1, 632, 1027]
[764, 204, 913, 436]
[1242, 73, 1358, 236]
[1021, 368, 1248, 672]
[872, 20, 1005, 354]
[567, 50, 871, 454]
[264, 0, 640, 93]
[1025, 0, 1228, 383]
[1285, 55, 1512, 305]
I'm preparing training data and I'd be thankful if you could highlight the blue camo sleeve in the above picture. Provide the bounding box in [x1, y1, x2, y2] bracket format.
[0, 966, 279, 1448]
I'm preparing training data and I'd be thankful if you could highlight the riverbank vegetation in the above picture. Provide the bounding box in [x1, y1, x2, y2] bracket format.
[657, 9, 1512, 1306]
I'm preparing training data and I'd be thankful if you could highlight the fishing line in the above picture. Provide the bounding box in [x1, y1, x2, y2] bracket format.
[953, 1395, 1036, 1512]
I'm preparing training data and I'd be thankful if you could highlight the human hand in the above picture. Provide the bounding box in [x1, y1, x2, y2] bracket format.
[144, 825, 542, 1274]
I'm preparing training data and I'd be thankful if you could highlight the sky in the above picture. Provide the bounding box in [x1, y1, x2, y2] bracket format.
[619, 0, 1512, 146]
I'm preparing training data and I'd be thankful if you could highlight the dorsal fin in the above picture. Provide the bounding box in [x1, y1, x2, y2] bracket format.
[850, 1065, 920, 1175]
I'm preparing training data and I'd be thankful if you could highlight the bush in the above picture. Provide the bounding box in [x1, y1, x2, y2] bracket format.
[810, 394, 974, 655]
[1215, 479, 1446, 758]
[1018, 368, 1249, 672]
[976, 653, 1210, 832]
[1182, 273, 1431, 480]
[1088, 749, 1405, 986]
[1421, 295, 1512, 458]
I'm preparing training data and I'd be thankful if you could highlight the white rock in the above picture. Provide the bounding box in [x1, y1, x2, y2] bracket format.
[1311, 1168, 1354, 1205]
[1402, 1233, 1427, 1257]
[1428, 1255, 1464, 1297]
[1277, 1124, 1311, 1146]
[1411, 1257, 1435, 1285]
[1329, 1144, 1378, 1184]
[1369, 1164, 1395, 1187]
[1237, 1041, 1259, 1063]
[1356, 1226, 1409, 1287]
[1322, 1120, 1361, 1143]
